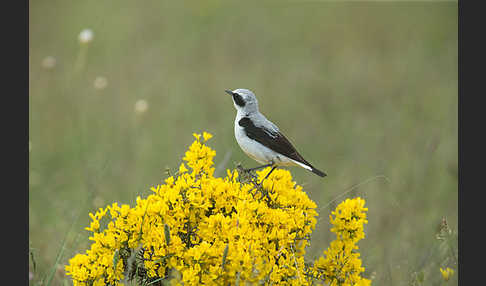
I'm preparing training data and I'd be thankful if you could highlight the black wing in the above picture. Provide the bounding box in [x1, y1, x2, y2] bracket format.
[238, 117, 312, 167]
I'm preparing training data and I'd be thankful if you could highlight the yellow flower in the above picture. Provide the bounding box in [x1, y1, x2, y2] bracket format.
[440, 267, 455, 281]
[202, 131, 213, 142]
[178, 163, 188, 174]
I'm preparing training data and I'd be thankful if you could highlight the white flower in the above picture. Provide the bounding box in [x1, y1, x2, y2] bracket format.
[78, 29, 94, 44]
[41, 56, 56, 69]
[135, 99, 149, 114]
[93, 76, 108, 90]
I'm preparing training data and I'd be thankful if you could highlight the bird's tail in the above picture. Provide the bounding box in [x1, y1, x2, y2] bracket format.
[292, 159, 327, 178]
[310, 167, 327, 177]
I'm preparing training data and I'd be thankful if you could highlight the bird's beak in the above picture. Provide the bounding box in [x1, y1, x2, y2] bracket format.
[225, 90, 234, 96]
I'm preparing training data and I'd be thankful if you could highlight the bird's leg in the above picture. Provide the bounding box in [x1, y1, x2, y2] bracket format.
[247, 163, 274, 185]
[245, 163, 274, 173]
[257, 166, 277, 187]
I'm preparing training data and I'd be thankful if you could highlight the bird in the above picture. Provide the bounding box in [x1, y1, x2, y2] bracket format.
[225, 88, 326, 180]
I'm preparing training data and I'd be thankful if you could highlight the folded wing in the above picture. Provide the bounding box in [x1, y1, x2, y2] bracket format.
[238, 117, 312, 167]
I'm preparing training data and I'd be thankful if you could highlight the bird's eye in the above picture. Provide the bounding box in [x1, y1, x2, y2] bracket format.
[233, 93, 246, 107]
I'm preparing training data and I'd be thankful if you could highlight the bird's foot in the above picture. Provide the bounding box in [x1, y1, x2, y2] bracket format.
[236, 163, 276, 190]
[236, 163, 259, 183]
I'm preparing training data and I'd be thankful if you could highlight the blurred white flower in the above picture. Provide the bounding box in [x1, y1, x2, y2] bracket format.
[78, 29, 94, 44]
[41, 56, 56, 69]
[93, 76, 108, 90]
[135, 99, 149, 114]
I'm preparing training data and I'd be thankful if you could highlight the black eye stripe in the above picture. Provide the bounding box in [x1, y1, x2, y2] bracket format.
[233, 94, 246, 107]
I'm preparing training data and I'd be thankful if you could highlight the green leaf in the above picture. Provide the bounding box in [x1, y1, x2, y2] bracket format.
[164, 224, 171, 245]
[113, 249, 120, 272]
[222, 244, 229, 270]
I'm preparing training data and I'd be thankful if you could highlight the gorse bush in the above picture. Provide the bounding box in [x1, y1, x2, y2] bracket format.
[312, 198, 370, 285]
[65, 132, 371, 285]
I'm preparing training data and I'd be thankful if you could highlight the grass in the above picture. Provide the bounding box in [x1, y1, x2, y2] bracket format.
[29, 1, 457, 285]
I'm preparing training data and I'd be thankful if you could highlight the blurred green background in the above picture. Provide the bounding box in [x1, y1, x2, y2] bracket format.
[29, 1, 457, 285]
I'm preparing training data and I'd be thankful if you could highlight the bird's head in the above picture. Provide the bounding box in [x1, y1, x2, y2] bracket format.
[225, 88, 259, 114]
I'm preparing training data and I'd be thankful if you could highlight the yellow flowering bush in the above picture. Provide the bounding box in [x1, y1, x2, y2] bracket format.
[311, 198, 370, 286]
[66, 132, 371, 285]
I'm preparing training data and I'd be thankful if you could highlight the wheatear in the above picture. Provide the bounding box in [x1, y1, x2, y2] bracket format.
[226, 88, 326, 179]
